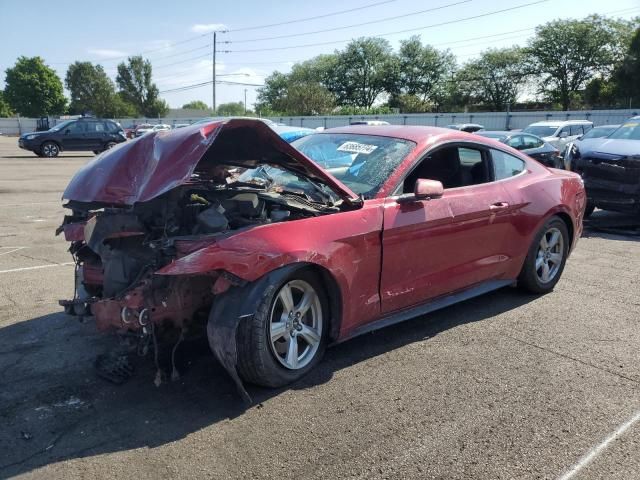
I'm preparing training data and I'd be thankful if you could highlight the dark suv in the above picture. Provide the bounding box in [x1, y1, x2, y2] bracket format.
[18, 118, 127, 157]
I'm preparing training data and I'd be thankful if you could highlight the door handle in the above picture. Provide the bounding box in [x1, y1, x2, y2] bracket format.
[489, 202, 510, 210]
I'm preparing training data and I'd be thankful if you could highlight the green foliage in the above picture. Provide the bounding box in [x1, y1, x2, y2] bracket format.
[335, 105, 394, 115]
[611, 26, 640, 105]
[527, 15, 628, 110]
[4, 56, 66, 117]
[392, 36, 456, 107]
[182, 100, 210, 110]
[216, 101, 246, 116]
[332, 38, 396, 108]
[116, 56, 165, 117]
[0, 90, 13, 117]
[456, 47, 527, 111]
[65, 61, 137, 117]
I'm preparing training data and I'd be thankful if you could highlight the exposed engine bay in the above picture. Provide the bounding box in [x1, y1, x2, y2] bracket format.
[58, 179, 341, 332]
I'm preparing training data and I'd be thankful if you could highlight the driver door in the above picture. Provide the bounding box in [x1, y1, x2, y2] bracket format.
[380, 144, 516, 314]
[60, 121, 87, 150]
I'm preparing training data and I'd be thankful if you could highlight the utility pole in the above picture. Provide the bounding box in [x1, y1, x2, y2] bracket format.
[244, 89, 248, 114]
[212, 32, 216, 114]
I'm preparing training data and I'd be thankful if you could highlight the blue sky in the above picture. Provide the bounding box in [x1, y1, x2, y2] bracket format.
[1, 0, 638, 111]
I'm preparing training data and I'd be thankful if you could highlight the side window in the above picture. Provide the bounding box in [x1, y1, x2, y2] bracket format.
[87, 121, 106, 132]
[558, 126, 570, 137]
[570, 125, 583, 136]
[106, 121, 120, 132]
[507, 135, 524, 150]
[492, 149, 526, 180]
[66, 121, 85, 134]
[403, 146, 491, 193]
[522, 134, 543, 149]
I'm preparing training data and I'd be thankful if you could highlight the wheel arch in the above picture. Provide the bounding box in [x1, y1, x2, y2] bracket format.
[553, 210, 575, 250]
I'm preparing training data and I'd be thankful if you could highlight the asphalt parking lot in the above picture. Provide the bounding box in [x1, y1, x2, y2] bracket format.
[0, 135, 638, 479]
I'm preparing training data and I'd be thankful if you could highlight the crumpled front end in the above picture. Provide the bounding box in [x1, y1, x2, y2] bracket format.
[573, 149, 640, 213]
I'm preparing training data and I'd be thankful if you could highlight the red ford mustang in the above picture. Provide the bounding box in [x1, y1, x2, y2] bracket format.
[58, 119, 586, 400]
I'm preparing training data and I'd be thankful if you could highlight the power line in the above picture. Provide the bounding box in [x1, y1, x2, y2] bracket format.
[159, 79, 264, 94]
[224, 0, 548, 52]
[227, 0, 396, 33]
[228, 0, 472, 43]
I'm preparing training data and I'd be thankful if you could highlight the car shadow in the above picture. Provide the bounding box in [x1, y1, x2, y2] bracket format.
[582, 210, 640, 242]
[0, 286, 535, 477]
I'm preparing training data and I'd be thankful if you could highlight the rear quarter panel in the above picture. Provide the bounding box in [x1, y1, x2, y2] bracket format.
[501, 161, 585, 278]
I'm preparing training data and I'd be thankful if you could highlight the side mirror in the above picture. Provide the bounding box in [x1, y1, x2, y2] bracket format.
[559, 131, 568, 139]
[397, 179, 444, 203]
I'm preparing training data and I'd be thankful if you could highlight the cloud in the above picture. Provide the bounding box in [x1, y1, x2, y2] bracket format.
[190, 23, 228, 33]
[87, 48, 129, 58]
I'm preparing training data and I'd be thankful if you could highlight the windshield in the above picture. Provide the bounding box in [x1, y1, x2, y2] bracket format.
[49, 120, 75, 132]
[236, 133, 415, 200]
[477, 132, 507, 141]
[581, 126, 617, 140]
[607, 121, 640, 141]
[523, 125, 558, 137]
[292, 133, 415, 198]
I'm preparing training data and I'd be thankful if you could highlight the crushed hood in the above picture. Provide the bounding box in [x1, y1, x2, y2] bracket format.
[62, 119, 360, 205]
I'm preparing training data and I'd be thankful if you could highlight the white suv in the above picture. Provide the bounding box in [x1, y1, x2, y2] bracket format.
[522, 120, 593, 150]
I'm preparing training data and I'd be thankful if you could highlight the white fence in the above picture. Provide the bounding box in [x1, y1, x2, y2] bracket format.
[1, 108, 638, 135]
[266, 108, 639, 130]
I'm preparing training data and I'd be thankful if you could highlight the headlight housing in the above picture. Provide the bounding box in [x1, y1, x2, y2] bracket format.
[26, 134, 37, 140]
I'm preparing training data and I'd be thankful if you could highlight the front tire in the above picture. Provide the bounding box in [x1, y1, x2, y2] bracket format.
[518, 217, 569, 294]
[236, 269, 328, 388]
[104, 141, 117, 151]
[40, 141, 59, 158]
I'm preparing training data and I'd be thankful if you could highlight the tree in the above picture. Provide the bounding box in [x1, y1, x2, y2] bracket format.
[4, 56, 66, 117]
[280, 83, 335, 116]
[528, 15, 624, 110]
[456, 47, 527, 111]
[182, 100, 210, 110]
[256, 71, 289, 114]
[332, 38, 396, 108]
[216, 101, 245, 116]
[0, 91, 13, 117]
[65, 61, 134, 117]
[611, 26, 640, 106]
[391, 36, 456, 109]
[116, 56, 166, 117]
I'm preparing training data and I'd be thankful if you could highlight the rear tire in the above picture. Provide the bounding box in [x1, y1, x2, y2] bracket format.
[518, 216, 569, 294]
[236, 269, 329, 388]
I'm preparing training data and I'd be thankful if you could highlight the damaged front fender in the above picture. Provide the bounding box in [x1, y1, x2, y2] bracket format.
[207, 263, 305, 405]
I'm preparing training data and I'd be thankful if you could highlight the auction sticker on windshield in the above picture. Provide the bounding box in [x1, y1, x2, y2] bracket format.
[337, 141, 378, 155]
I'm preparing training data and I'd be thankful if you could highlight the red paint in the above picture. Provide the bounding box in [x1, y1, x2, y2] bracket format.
[62, 119, 358, 205]
[62, 123, 585, 340]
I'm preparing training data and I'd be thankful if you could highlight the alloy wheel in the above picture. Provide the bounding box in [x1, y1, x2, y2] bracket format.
[269, 280, 323, 370]
[42, 143, 59, 157]
[535, 227, 564, 284]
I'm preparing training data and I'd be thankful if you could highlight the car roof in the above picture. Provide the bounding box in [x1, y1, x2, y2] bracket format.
[528, 120, 592, 126]
[477, 130, 512, 135]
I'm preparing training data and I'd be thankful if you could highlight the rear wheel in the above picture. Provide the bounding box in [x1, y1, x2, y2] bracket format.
[236, 269, 328, 387]
[40, 141, 59, 158]
[518, 217, 569, 294]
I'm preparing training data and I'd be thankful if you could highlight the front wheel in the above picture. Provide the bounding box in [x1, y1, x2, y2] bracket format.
[40, 141, 59, 158]
[104, 141, 117, 151]
[518, 217, 569, 294]
[236, 269, 328, 387]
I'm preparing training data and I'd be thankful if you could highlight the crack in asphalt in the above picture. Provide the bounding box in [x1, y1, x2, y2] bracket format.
[505, 334, 640, 387]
